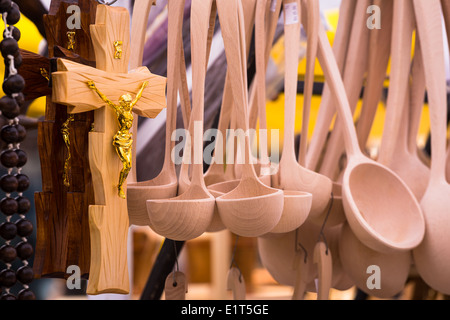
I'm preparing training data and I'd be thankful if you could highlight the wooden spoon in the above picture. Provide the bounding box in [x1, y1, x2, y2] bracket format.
[305, 0, 357, 172]
[145, 0, 216, 241]
[127, 0, 181, 226]
[276, 0, 331, 224]
[412, 0, 450, 295]
[215, 0, 284, 238]
[315, 21, 425, 254]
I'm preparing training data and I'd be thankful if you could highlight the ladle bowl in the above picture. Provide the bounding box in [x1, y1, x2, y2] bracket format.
[269, 190, 312, 234]
[342, 159, 425, 254]
[127, 179, 178, 226]
[146, 186, 215, 241]
[339, 222, 411, 298]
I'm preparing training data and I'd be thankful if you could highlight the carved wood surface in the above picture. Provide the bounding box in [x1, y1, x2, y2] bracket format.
[33, 0, 97, 280]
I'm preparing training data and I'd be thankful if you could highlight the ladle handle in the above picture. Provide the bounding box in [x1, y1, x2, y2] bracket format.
[281, 0, 302, 164]
[315, 23, 362, 159]
[217, 0, 255, 178]
[378, 0, 414, 167]
[305, 0, 357, 171]
[317, 0, 370, 178]
[313, 241, 332, 300]
[413, 0, 448, 183]
[408, 36, 426, 155]
[355, 0, 393, 152]
[189, 0, 215, 186]
[298, 0, 319, 167]
[129, 0, 155, 183]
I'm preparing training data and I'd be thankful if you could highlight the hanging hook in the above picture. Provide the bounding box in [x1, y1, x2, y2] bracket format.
[295, 228, 308, 264]
[96, 0, 118, 5]
[317, 192, 334, 255]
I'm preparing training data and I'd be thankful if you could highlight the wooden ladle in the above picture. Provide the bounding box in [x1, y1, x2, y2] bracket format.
[315, 20, 425, 254]
[215, 0, 284, 238]
[412, 0, 450, 295]
[145, 0, 216, 241]
[275, 0, 330, 225]
[127, 0, 182, 226]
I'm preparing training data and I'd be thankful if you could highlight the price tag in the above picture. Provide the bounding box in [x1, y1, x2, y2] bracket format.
[284, 2, 299, 25]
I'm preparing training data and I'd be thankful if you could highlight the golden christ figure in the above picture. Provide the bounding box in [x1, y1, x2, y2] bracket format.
[87, 80, 148, 199]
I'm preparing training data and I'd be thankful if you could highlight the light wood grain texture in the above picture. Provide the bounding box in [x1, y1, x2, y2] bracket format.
[298, 0, 319, 166]
[317, 0, 370, 181]
[355, 0, 392, 150]
[313, 241, 332, 300]
[164, 271, 187, 300]
[53, 5, 166, 294]
[305, 0, 356, 172]
[315, 20, 425, 254]
[291, 249, 309, 300]
[127, 0, 184, 227]
[215, 0, 283, 238]
[339, 222, 411, 298]
[146, 0, 215, 241]
[276, 0, 327, 227]
[129, 0, 156, 183]
[227, 267, 246, 300]
[412, 0, 450, 295]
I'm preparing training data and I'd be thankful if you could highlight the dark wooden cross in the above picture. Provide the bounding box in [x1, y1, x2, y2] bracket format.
[21, 0, 99, 281]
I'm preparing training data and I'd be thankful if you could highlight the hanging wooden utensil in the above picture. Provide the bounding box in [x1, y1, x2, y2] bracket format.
[127, 0, 182, 227]
[146, 0, 215, 241]
[412, 0, 450, 295]
[315, 19, 425, 254]
[215, 0, 284, 238]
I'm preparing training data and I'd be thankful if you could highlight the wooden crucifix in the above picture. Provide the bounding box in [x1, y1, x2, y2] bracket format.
[24, 0, 98, 281]
[52, 4, 166, 294]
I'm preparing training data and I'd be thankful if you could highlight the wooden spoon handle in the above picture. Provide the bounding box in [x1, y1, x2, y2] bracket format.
[281, 0, 302, 164]
[298, 0, 319, 167]
[317, 0, 370, 178]
[305, 0, 357, 171]
[292, 249, 309, 300]
[408, 35, 426, 154]
[378, 0, 414, 167]
[356, 0, 393, 151]
[129, 0, 156, 182]
[413, 0, 448, 183]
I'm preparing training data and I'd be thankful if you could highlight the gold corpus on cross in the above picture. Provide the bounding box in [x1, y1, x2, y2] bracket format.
[87, 79, 148, 199]
[67, 31, 76, 50]
[61, 114, 75, 187]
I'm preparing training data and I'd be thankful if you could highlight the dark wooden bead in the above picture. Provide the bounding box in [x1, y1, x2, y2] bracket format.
[0, 95, 20, 119]
[0, 197, 17, 216]
[15, 173, 29, 192]
[15, 241, 32, 260]
[18, 288, 35, 300]
[0, 221, 16, 240]
[0, 293, 16, 300]
[3, 26, 20, 41]
[2, 73, 25, 95]
[15, 218, 32, 237]
[14, 91, 24, 106]
[0, 174, 18, 192]
[0, 37, 18, 58]
[6, 2, 20, 25]
[15, 149, 26, 167]
[0, 269, 16, 288]
[1, 149, 18, 167]
[16, 196, 30, 214]
[1, 125, 18, 143]
[0, 244, 16, 263]
[0, 0, 12, 13]
[15, 124, 26, 142]
[16, 265, 33, 284]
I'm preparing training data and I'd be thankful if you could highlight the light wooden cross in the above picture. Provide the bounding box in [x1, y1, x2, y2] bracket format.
[52, 4, 166, 294]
